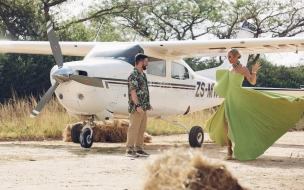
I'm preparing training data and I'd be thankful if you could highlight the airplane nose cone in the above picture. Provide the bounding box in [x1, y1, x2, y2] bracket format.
[52, 66, 73, 83]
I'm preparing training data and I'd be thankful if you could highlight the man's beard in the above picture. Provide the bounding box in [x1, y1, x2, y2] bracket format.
[142, 65, 147, 70]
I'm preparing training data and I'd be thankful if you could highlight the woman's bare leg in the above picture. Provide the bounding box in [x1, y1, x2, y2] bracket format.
[225, 118, 233, 158]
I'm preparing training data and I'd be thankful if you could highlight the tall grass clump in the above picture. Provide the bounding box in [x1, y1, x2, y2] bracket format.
[0, 94, 77, 140]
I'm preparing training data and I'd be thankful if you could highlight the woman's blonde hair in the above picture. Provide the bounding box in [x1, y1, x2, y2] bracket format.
[229, 48, 242, 59]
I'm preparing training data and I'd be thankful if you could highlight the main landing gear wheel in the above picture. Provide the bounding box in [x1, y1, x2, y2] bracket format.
[71, 123, 83, 143]
[189, 126, 204, 147]
[158, 117, 204, 148]
[80, 128, 93, 148]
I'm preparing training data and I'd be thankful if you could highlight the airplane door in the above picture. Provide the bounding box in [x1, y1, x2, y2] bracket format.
[161, 61, 194, 115]
[146, 57, 167, 116]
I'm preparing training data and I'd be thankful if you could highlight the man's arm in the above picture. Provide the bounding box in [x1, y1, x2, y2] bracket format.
[130, 89, 139, 105]
[130, 89, 144, 113]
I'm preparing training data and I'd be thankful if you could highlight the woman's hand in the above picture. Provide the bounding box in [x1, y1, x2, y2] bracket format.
[252, 62, 261, 73]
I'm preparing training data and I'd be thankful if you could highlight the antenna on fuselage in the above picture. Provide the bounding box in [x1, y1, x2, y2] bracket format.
[94, 22, 103, 42]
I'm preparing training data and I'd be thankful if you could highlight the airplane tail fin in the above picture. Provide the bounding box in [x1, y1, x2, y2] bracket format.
[195, 20, 256, 80]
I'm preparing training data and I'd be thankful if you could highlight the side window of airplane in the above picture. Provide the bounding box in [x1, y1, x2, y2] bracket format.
[171, 62, 189, 80]
[146, 57, 166, 77]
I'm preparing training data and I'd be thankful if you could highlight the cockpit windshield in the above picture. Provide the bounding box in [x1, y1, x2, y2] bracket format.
[84, 44, 144, 66]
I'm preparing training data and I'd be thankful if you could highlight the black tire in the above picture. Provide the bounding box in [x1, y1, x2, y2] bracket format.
[189, 126, 204, 147]
[79, 128, 93, 148]
[71, 123, 83, 143]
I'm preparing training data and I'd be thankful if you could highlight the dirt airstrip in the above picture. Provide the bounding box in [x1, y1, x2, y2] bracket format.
[0, 132, 304, 190]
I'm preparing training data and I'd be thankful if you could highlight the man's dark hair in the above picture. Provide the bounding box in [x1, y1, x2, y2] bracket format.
[135, 53, 148, 65]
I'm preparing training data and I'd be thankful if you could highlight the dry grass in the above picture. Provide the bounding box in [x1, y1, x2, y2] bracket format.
[0, 95, 303, 140]
[291, 114, 304, 131]
[0, 95, 214, 140]
[144, 148, 246, 190]
[0, 95, 77, 140]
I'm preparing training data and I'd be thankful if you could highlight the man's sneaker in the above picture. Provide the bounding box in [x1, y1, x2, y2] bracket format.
[136, 150, 150, 157]
[125, 150, 139, 158]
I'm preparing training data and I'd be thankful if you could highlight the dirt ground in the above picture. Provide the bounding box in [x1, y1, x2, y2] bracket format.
[0, 132, 303, 190]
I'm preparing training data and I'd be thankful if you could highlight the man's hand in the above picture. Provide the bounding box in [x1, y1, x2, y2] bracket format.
[149, 105, 153, 111]
[136, 106, 144, 113]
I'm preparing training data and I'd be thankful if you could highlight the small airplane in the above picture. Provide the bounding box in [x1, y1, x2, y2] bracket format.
[1, 20, 304, 148]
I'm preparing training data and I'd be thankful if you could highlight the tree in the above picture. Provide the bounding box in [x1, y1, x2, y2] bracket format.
[185, 57, 222, 71]
[114, 0, 225, 41]
[210, 0, 304, 66]
[0, 0, 133, 102]
[242, 58, 304, 88]
[0, 0, 46, 40]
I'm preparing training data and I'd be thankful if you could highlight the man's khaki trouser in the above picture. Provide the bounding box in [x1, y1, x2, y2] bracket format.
[126, 111, 147, 151]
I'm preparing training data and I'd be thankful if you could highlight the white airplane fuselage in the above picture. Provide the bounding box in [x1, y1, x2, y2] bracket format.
[50, 56, 222, 121]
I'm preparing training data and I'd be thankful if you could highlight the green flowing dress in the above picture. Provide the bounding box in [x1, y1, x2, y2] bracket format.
[206, 70, 304, 161]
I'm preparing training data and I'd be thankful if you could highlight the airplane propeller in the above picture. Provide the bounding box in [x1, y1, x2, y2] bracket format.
[30, 21, 104, 118]
[30, 82, 59, 118]
[46, 21, 63, 67]
[51, 66, 105, 88]
[69, 75, 104, 88]
[30, 21, 63, 118]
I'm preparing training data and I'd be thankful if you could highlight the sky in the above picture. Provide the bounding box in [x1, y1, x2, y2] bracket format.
[53, 1, 93, 21]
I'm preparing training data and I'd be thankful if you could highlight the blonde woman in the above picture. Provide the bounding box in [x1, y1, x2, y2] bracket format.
[206, 48, 304, 161]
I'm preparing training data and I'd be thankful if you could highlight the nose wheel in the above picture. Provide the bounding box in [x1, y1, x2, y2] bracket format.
[71, 123, 83, 143]
[79, 117, 94, 148]
[80, 128, 93, 148]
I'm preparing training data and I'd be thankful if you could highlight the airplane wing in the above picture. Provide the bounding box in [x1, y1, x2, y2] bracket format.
[0, 41, 98, 56]
[1, 37, 304, 57]
[138, 37, 304, 58]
